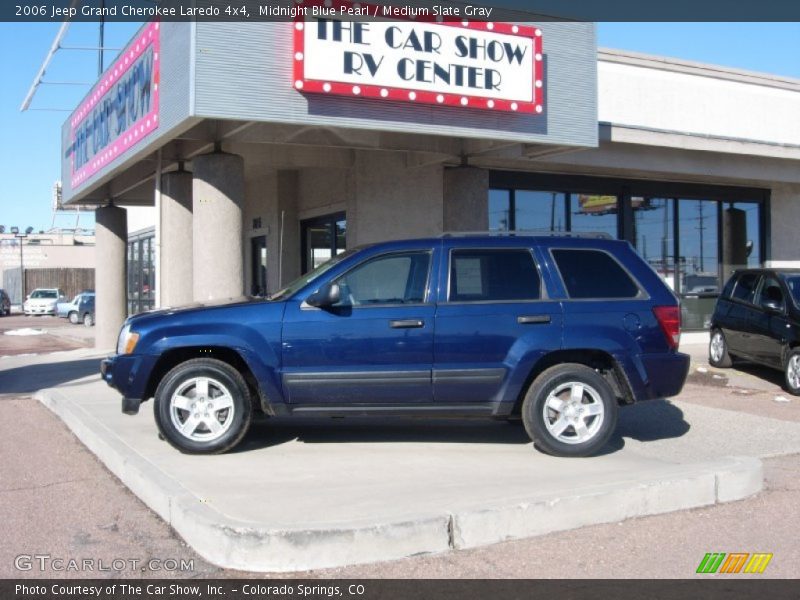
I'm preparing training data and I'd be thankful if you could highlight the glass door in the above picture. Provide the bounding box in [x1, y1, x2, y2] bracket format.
[301, 212, 346, 274]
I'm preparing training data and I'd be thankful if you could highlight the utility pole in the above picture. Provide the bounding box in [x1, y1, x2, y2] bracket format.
[98, 1, 105, 75]
[697, 202, 706, 272]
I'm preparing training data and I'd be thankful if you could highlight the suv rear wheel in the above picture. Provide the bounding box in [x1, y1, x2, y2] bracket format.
[154, 358, 252, 454]
[521, 363, 618, 457]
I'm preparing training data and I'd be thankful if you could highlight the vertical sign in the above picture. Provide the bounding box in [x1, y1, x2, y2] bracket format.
[70, 21, 161, 189]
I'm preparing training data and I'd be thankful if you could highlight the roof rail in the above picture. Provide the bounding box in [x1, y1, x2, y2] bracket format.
[440, 230, 613, 239]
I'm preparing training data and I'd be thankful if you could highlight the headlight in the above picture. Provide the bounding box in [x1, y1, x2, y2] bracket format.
[116, 323, 140, 355]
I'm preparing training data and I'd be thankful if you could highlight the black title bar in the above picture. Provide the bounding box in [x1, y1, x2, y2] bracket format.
[5, 0, 800, 22]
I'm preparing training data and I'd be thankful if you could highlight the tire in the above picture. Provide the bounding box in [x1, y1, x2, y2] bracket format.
[784, 350, 800, 396]
[708, 329, 733, 368]
[521, 363, 618, 457]
[83, 313, 94, 327]
[68, 311, 79, 324]
[154, 358, 252, 454]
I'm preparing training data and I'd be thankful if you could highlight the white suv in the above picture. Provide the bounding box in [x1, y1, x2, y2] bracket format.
[23, 288, 66, 315]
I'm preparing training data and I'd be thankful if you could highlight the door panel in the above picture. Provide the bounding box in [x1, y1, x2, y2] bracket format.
[281, 249, 436, 405]
[433, 246, 562, 403]
[749, 276, 788, 367]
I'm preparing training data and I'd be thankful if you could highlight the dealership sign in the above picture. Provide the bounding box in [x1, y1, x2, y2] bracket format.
[70, 21, 160, 189]
[293, 0, 543, 113]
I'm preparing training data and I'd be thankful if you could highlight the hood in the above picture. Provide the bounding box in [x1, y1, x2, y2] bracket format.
[126, 295, 268, 324]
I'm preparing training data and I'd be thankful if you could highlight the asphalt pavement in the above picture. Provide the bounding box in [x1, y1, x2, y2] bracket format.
[0, 342, 797, 578]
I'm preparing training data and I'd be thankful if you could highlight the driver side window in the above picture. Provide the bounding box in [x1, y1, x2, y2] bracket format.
[334, 251, 431, 307]
[756, 276, 785, 311]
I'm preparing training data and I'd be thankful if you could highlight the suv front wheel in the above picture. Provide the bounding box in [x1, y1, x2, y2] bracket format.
[521, 363, 618, 457]
[154, 358, 253, 454]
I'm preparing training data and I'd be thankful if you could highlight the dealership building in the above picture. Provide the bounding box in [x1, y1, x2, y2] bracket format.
[59, 8, 800, 348]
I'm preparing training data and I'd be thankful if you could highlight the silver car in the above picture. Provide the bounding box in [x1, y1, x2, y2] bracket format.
[23, 288, 66, 316]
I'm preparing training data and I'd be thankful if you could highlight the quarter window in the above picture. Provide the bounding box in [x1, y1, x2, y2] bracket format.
[334, 251, 430, 306]
[552, 249, 639, 299]
[449, 249, 540, 302]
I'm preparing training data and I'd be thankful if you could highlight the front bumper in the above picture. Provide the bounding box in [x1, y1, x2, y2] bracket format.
[24, 306, 56, 315]
[101, 354, 157, 415]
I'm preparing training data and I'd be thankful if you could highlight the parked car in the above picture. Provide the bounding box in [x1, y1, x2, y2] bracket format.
[58, 291, 93, 320]
[709, 268, 800, 395]
[78, 294, 95, 327]
[0, 289, 10, 316]
[23, 288, 66, 316]
[59, 292, 96, 323]
[101, 234, 689, 457]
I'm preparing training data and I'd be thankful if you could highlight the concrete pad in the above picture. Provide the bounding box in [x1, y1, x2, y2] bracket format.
[34, 375, 768, 573]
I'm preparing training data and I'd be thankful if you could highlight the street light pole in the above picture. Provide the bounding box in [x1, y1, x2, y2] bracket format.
[10, 227, 29, 308]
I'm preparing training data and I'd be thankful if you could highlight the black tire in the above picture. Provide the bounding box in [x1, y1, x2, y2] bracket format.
[708, 329, 733, 368]
[83, 313, 94, 327]
[68, 311, 79, 324]
[154, 358, 253, 454]
[521, 363, 618, 457]
[784, 349, 800, 396]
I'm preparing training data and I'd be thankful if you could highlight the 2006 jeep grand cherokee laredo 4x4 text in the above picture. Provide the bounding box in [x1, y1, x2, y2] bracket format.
[101, 234, 689, 457]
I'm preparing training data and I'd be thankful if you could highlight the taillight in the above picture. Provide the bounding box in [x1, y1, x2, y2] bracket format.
[653, 305, 681, 350]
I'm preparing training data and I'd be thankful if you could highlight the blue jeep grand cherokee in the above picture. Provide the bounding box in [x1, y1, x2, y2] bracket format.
[101, 234, 689, 457]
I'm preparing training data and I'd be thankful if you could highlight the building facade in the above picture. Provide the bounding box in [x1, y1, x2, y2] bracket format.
[59, 14, 800, 348]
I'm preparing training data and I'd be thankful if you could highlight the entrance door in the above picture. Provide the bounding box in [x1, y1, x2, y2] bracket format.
[250, 236, 267, 296]
[301, 213, 346, 274]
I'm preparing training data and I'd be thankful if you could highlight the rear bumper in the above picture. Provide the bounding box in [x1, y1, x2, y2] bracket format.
[619, 351, 690, 401]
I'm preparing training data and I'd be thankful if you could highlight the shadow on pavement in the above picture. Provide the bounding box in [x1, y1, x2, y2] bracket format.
[0, 359, 100, 395]
[730, 361, 786, 389]
[235, 417, 533, 452]
[234, 399, 691, 454]
[615, 399, 690, 442]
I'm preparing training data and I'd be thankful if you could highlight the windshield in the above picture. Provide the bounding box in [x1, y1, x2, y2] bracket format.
[269, 247, 363, 301]
[31, 290, 57, 299]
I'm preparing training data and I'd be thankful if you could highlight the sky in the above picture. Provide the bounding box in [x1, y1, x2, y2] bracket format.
[0, 21, 799, 233]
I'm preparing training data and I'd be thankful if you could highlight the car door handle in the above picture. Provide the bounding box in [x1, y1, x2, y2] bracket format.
[389, 319, 424, 329]
[517, 315, 551, 325]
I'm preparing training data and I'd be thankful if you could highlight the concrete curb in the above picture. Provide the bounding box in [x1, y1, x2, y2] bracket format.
[36, 387, 763, 573]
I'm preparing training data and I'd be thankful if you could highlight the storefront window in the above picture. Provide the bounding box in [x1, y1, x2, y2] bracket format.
[569, 194, 618, 237]
[516, 191, 567, 232]
[489, 189, 511, 231]
[633, 198, 676, 290]
[677, 199, 719, 330]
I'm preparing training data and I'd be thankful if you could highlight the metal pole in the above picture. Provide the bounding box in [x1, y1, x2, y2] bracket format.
[19, 239, 24, 304]
[98, 1, 105, 76]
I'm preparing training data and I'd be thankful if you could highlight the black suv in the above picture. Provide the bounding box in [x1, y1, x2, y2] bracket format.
[709, 268, 800, 394]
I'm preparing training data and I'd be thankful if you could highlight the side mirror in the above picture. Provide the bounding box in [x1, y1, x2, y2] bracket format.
[306, 283, 341, 308]
[763, 299, 783, 314]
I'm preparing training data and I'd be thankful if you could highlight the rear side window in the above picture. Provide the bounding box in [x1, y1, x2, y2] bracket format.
[552, 249, 639, 299]
[449, 249, 540, 302]
[731, 272, 760, 303]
